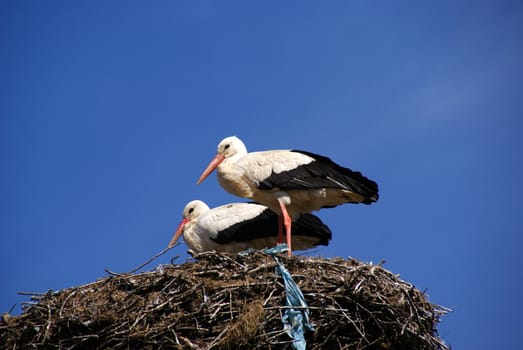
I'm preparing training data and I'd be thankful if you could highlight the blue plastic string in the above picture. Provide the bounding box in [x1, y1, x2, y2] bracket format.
[263, 244, 314, 350]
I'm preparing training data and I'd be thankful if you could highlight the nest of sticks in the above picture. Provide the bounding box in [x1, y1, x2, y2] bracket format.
[1, 251, 450, 349]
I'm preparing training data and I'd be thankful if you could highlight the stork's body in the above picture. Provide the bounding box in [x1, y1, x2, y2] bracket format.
[197, 136, 379, 256]
[168, 200, 331, 253]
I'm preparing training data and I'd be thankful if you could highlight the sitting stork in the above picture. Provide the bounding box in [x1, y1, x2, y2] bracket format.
[168, 200, 332, 253]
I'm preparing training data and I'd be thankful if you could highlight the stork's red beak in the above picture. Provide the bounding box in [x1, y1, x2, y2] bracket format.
[197, 153, 225, 184]
[168, 217, 189, 248]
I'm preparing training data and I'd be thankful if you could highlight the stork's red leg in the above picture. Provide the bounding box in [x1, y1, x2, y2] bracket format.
[277, 198, 292, 257]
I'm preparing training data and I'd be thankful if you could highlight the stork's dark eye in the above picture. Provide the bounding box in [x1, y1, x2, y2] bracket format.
[224, 144, 230, 150]
[188, 208, 194, 214]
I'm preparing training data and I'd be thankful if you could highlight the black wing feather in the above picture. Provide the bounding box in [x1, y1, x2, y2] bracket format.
[291, 213, 332, 246]
[212, 208, 277, 244]
[259, 150, 379, 204]
[212, 208, 331, 246]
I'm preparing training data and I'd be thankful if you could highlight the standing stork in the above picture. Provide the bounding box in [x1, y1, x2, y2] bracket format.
[168, 200, 331, 253]
[197, 136, 379, 256]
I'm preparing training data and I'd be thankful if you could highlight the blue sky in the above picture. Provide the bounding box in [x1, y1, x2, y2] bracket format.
[1, 2, 522, 348]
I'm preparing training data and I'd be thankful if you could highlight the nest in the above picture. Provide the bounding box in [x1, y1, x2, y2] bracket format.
[1, 251, 449, 349]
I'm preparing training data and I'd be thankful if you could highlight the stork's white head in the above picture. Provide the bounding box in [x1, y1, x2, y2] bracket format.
[167, 200, 210, 248]
[182, 200, 210, 221]
[216, 136, 248, 158]
[197, 136, 248, 184]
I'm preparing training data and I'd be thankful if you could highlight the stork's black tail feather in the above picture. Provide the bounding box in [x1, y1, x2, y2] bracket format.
[293, 213, 332, 246]
[292, 150, 379, 204]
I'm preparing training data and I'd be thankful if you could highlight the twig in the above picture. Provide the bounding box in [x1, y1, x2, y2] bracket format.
[42, 304, 52, 343]
[263, 288, 278, 306]
[216, 254, 248, 269]
[131, 312, 146, 328]
[247, 262, 278, 274]
[17, 291, 50, 296]
[59, 291, 77, 318]
[105, 244, 177, 276]
[206, 326, 229, 349]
